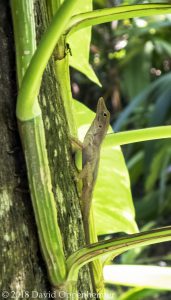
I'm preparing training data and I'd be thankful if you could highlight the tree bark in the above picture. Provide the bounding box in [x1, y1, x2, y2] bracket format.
[35, 0, 93, 295]
[0, 0, 93, 297]
[0, 0, 48, 296]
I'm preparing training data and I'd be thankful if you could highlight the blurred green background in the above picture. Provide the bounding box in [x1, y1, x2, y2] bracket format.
[71, 0, 171, 299]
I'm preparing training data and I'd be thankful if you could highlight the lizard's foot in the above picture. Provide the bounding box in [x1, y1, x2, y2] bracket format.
[70, 136, 83, 152]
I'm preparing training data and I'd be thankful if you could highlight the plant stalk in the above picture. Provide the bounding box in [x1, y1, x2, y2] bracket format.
[67, 226, 171, 282]
[104, 126, 171, 147]
[66, 4, 171, 35]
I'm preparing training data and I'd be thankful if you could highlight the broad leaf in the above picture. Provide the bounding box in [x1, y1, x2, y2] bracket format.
[73, 99, 138, 235]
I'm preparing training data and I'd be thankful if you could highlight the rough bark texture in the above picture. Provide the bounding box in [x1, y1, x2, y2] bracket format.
[35, 0, 93, 295]
[0, 0, 93, 298]
[0, 0, 49, 297]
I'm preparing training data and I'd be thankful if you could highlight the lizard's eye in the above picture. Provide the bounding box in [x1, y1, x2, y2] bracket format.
[99, 124, 102, 128]
[103, 112, 107, 117]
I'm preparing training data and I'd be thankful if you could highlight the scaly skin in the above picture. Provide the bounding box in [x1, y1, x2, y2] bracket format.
[72, 97, 110, 297]
[80, 97, 110, 297]
[80, 97, 110, 244]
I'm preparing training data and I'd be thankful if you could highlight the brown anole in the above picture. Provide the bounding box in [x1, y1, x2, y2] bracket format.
[79, 97, 110, 244]
[72, 97, 110, 297]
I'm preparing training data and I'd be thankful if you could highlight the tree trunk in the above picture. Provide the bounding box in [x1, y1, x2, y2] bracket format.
[35, 0, 93, 294]
[0, 0, 93, 298]
[0, 0, 48, 295]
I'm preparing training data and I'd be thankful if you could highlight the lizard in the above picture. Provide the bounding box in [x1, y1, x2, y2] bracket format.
[79, 97, 110, 245]
[72, 97, 110, 297]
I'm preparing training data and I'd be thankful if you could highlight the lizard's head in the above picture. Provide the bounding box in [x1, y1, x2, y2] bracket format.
[94, 97, 110, 143]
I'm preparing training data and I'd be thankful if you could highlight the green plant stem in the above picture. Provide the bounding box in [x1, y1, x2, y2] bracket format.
[67, 226, 171, 282]
[11, 0, 75, 287]
[55, 56, 77, 136]
[104, 126, 171, 147]
[10, 1, 36, 86]
[46, 1, 77, 134]
[47, 11, 104, 298]
[66, 4, 171, 35]
[15, 0, 79, 121]
[19, 117, 66, 285]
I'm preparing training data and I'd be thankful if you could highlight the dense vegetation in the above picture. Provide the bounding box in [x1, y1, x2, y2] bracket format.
[71, 0, 171, 299]
[3, 0, 170, 298]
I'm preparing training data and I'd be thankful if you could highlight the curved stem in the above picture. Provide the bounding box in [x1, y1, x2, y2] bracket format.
[15, 0, 79, 121]
[11, 0, 76, 287]
[104, 126, 171, 147]
[67, 226, 171, 282]
[66, 4, 171, 36]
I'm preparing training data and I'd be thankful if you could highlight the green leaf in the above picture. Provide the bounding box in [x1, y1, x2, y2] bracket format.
[145, 140, 171, 192]
[121, 47, 151, 99]
[154, 38, 171, 56]
[135, 191, 159, 221]
[67, 1, 101, 86]
[114, 72, 171, 131]
[73, 99, 138, 235]
[127, 151, 144, 186]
